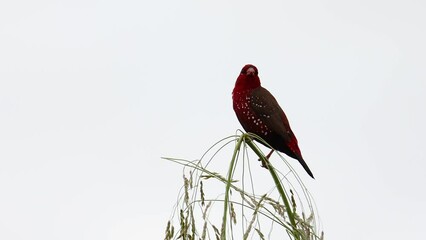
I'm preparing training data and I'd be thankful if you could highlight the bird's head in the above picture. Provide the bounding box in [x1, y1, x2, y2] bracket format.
[233, 64, 261, 92]
[241, 64, 258, 76]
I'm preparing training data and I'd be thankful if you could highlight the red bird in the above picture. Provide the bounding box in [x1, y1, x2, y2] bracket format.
[232, 64, 314, 178]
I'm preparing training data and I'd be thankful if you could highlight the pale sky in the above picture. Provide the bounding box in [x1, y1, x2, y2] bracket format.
[1, 0, 425, 239]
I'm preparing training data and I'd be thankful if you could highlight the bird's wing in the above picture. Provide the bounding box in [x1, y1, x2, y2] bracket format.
[249, 87, 292, 141]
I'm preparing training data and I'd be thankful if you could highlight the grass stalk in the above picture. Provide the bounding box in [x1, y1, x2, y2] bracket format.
[245, 135, 300, 239]
[163, 133, 323, 240]
[220, 134, 244, 240]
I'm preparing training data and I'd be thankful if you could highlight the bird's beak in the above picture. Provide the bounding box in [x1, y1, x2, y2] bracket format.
[247, 67, 255, 76]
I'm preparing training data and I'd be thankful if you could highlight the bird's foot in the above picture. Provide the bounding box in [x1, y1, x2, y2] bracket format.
[259, 158, 270, 169]
[258, 149, 274, 169]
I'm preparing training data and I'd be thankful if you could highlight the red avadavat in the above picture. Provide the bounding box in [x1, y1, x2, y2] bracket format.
[232, 64, 314, 178]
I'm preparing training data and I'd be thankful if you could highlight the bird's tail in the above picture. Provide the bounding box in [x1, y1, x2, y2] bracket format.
[297, 157, 315, 179]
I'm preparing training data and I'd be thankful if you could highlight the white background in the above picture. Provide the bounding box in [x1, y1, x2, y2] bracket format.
[1, 0, 425, 239]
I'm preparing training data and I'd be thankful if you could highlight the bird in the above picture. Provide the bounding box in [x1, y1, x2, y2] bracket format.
[232, 64, 314, 178]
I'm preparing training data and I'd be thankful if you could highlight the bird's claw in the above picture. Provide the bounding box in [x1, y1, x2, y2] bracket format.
[258, 157, 270, 169]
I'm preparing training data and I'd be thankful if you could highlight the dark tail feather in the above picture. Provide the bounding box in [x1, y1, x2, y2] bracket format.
[297, 157, 315, 179]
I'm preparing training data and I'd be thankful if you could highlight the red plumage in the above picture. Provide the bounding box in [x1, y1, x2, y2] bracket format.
[232, 64, 314, 178]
